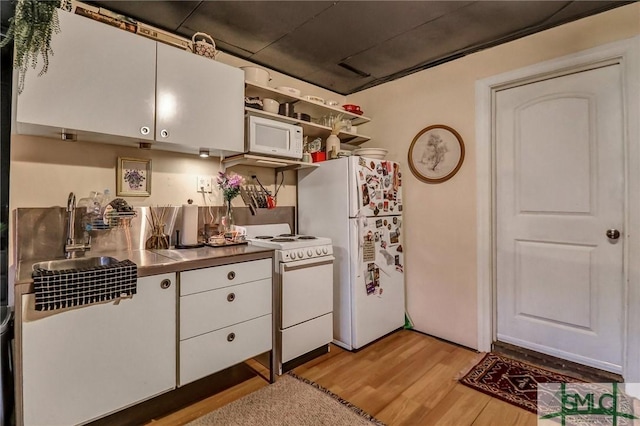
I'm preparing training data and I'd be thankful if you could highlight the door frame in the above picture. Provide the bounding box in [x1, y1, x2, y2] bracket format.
[475, 36, 640, 382]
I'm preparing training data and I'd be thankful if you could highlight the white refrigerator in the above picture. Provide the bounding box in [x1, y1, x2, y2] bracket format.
[298, 156, 405, 350]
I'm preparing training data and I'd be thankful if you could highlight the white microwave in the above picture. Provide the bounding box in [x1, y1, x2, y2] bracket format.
[246, 115, 303, 160]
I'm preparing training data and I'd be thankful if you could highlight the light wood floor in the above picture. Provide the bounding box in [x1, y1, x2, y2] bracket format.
[150, 330, 537, 425]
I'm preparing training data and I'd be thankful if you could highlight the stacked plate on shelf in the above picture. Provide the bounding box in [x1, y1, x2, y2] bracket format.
[353, 148, 388, 159]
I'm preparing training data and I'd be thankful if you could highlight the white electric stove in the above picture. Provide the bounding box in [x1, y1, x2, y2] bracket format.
[243, 223, 334, 374]
[244, 223, 333, 262]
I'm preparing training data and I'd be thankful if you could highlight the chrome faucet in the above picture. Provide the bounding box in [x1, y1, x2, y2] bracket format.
[65, 192, 91, 258]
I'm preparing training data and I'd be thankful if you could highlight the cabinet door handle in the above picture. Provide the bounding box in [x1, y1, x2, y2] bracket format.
[227, 271, 236, 280]
[160, 129, 169, 138]
[160, 279, 171, 289]
[227, 332, 236, 342]
[227, 292, 236, 302]
[140, 126, 150, 135]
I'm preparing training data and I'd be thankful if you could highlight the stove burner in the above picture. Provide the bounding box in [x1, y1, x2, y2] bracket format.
[278, 233, 296, 237]
[255, 236, 273, 240]
[298, 236, 317, 240]
[271, 238, 296, 243]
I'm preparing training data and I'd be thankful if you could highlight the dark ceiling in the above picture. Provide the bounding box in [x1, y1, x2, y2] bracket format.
[9, 1, 636, 95]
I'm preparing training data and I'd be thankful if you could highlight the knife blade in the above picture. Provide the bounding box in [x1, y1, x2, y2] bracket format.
[248, 186, 260, 210]
[240, 187, 256, 215]
[251, 185, 264, 208]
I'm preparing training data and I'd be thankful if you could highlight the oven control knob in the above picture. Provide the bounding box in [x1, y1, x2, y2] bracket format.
[290, 251, 296, 260]
[307, 249, 313, 257]
[316, 248, 322, 255]
[298, 250, 304, 259]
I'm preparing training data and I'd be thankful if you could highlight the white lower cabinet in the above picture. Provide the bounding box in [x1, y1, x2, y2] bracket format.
[21, 273, 176, 426]
[180, 314, 272, 386]
[179, 259, 273, 386]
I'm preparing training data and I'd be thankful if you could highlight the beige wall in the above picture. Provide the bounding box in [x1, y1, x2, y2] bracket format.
[349, 3, 640, 349]
[10, 135, 297, 209]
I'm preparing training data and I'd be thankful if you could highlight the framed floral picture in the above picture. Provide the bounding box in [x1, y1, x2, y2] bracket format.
[117, 157, 151, 196]
[408, 124, 465, 184]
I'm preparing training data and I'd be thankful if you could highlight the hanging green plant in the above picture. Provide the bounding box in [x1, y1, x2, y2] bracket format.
[0, 0, 71, 94]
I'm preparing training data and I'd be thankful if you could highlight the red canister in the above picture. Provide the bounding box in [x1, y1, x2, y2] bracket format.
[310, 152, 326, 162]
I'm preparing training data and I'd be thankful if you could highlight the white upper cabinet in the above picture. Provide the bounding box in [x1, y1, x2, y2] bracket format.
[14, 10, 244, 156]
[155, 43, 244, 154]
[15, 10, 156, 140]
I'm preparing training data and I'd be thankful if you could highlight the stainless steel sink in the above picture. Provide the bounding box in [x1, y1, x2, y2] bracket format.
[32, 256, 120, 272]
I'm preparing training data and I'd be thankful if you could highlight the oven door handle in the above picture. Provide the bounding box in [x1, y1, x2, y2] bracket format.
[282, 256, 335, 272]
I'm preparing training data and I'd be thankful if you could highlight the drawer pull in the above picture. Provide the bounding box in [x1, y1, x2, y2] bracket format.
[227, 292, 236, 302]
[227, 332, 236, 342]
[227, 271, 236, 280]
[160, 279, 171, 289]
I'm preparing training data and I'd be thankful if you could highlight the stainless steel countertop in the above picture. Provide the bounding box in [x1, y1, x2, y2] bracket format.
[16, 245, 274, 285]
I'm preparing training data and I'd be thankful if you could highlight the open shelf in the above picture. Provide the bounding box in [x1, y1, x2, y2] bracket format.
[245, 108, 371, 146]
[244, 81, 371, 126]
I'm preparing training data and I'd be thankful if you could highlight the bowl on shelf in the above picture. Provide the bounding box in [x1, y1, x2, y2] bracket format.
[241, 66, 270, 86]
[262, 98, 280, 113]
[275, 86, 301, 97]
[353, 147, 388, 160]
[342, 104, 363, 114]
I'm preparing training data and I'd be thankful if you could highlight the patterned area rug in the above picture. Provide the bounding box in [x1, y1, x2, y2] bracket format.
[187, 372, 385, 426]
[459, 352, 585, 413]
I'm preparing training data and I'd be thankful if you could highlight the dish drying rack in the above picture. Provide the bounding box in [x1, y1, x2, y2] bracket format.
[89, 211, 137, 230]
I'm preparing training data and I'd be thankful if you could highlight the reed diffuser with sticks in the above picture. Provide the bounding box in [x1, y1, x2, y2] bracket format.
[145, 206, 170, 249]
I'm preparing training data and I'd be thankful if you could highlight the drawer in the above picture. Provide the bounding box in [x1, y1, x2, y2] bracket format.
[180, 278, 272, 339]
[179, 314, 272, 386]
[180, 258, 271, 296]
[281, 313, 333, 363]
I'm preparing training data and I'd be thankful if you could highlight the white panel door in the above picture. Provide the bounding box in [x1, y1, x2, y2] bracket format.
[496, 64, 624, 373]
[155, 43, 244, 154]
[15, 10, 156, 140]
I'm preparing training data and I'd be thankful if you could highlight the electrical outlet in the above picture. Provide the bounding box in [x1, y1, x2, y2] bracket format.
[197, 175, 212, 193]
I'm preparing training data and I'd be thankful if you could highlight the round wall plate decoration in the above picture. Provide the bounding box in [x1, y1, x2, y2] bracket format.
[408, 124, 465, 183]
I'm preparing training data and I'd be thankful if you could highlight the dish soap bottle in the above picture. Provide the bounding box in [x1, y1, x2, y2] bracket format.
[101, 189, 113, 226]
